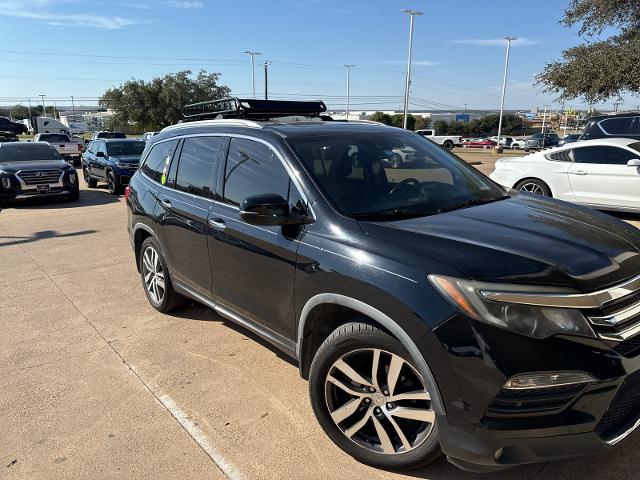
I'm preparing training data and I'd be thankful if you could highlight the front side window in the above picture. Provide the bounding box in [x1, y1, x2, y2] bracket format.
[223, 138, 290, 206]
[141, 139, 178, 183]
[174, 136, 224, 197]
[288, 130, 505, 219]
[600, 117, 636, 135]
[573, 146, 636, 165]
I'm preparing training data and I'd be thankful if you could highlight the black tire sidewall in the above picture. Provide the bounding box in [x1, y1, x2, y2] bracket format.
[309, 324, 440, 470]
[139, 237, 175, 312]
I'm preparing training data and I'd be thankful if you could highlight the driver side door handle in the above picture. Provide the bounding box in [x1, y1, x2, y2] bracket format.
[572, 170, 588, 175]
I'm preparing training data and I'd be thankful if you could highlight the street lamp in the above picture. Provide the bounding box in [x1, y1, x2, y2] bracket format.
[401, 9, 423, 130]
[496, 37, 517, 149]
[39, 94, 47, 117]
[242, 51, 261, 99]
[344, 64, 355, 121]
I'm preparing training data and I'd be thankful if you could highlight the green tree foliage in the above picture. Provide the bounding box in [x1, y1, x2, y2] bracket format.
[537, 0, 640, 102]
[367, 112, 418, 130]
[99, 70, 231, 132]
[9, 105, 31, 120]
[414, 116, 431, 130]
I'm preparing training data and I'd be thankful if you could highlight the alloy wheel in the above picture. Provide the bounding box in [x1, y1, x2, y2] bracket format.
[518, 182, 545, 195]
[142, 246, 165, 304]
[107, 173, 115, 193]
[324, 348, 435, 455]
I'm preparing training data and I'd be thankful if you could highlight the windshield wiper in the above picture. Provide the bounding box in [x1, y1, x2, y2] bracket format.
[351, 208, 434, 221]
[437, 195, 510, 213]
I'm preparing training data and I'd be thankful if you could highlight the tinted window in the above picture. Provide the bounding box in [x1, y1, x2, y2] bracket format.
[547, 150, 572, 162]
[224, 138, 290, 207]
[0, 144, 61, 161]
[175, 136, 224, 197]
[573, 146, 636, 165]
[600, 117, 635, 135]
[106, 141, 145, 156]
[40, 134, 69, 142]
[141, 140, 178, 183]
[99, 132, 126, 139]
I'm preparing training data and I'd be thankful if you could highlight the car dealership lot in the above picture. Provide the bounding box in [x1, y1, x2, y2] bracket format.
[1, 159, 640, 479]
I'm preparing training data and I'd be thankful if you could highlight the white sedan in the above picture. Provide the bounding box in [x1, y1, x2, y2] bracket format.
[490, 138, 640, 212]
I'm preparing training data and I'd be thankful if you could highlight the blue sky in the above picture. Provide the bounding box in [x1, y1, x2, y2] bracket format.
[0, 0, 633, 112]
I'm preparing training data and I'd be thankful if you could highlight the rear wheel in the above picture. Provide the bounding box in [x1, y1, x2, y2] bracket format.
[309, 322, 440, 470]
[515, 178, 552, 197]
[442, 140, 454, 150]
[83, 168, 97, 188]
[139, 237, 183, 312]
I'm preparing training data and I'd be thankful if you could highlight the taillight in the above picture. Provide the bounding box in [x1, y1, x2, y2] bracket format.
[124, 186, 130, 200]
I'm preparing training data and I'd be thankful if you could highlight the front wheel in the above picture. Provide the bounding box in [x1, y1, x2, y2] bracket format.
[309, 322, 440, 471]
[515, 178, 552, 197]
[83, 168, 97, 188]
[107, 171, 123, 195]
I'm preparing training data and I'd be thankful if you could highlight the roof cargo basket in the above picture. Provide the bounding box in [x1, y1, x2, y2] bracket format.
[182, 97, 327, 121]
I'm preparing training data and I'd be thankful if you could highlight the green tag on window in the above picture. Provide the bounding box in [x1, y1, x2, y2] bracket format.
[161, 174, 167, 185]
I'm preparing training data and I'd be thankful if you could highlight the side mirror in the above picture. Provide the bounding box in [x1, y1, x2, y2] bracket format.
[96, 151, 105, 157]
[627, 159, 640, 167]
[240, 194, 291, 226]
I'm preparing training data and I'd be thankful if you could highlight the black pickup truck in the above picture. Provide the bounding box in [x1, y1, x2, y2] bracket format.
[0, 117, 28, 137]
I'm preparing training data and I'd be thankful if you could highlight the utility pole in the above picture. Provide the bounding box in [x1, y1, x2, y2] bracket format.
[242, 51, 261, 99]
[401, 9, 423, 129]
[71, 95, 76, 121]
[344, 64, 355, 121]
[496, 37, 517, 149]
[39, 94, 47, 117]
[264, 61, 271, 100]
[541, 105, 548, 146]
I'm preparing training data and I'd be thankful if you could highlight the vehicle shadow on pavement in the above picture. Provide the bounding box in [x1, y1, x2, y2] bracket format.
[6, 190, 121, 210]
[0, 229, 96, 247]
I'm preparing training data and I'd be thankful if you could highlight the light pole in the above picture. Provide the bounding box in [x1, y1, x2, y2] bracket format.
[401, 9, 423, 129]
[496, 36, 517, 150]
[39, 94, 47, 117]
[344, 64, 355, 121]
[242, 51, 261, 99]
[264, 61, 271, 100]
[71, 95, 76, 121]
[540, 105, 548, 147]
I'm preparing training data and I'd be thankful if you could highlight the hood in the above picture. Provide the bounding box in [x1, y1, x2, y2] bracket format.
[0, 159, 72, 173]
[360, 193, 640, 292]
[110, 155, 140, 163]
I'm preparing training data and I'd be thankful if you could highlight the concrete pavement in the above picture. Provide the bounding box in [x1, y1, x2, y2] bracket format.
[1, 175, 640, 479]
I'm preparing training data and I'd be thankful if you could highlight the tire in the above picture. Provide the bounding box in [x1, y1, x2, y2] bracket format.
[442, 140, 454, 150]
[83, 168, 97, 188]
[68, 190, 80, 202]
[107, 170, 123, 195]
[139, 237, 184, 312]
[309, 322, 441, 471]
[514, 178, 552, 197]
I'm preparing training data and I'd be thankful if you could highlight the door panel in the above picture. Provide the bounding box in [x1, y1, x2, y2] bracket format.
[568, 146, 640, 208]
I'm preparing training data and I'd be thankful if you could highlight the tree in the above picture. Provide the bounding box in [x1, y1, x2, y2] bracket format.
[368, 111, 393, 125]
[99, 70, 231, 132]
[414, 116, 431, 131]
[537, 0, 640, 102]
[9, 105, 31, 120]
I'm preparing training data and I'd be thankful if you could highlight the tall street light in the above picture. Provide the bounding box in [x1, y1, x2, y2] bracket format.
[401, 9, 423, 130]
[242, 51, 261, 99]
[39, 94, 47, 117]
[496, 37, 517, 150]
[344, 64, 355, 121]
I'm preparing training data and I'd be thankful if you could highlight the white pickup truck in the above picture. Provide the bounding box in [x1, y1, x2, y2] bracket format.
[415, 129, 462, 150]
[34, 133, 84, 166]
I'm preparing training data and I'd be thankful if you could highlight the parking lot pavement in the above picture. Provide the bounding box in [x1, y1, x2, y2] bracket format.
[2, 182, 640, 480]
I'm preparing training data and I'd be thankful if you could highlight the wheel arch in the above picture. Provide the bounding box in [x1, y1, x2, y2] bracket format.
[297, 293, 444, 414]
[133, 223, 155, 272]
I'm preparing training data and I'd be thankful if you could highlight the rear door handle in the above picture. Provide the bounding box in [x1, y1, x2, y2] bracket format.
[209, 218, 226, 231]
[160, 198, 172, 208]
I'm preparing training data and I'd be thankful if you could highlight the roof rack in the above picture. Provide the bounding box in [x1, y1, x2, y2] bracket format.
[183, 97, 327, 121]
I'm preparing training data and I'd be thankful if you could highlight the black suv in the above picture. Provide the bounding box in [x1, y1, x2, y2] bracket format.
[0, 116, 28, 136]
[127, 98, 640, 473]
[82, 139, 145, 194]
[0, 142, 79, 204]
[581, 112, 640, 140]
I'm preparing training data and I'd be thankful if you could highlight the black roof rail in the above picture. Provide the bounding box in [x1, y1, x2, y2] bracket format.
[182, 97, 327, 121]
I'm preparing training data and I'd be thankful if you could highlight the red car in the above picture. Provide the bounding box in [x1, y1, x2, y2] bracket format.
[462, 138, 497, 149]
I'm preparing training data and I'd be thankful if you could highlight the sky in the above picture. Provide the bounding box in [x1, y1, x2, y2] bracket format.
[0, 0, 634, 112]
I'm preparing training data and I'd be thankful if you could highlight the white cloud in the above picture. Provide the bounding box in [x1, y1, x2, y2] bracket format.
[0, 0, 142, 29]
[164, 0, 204, 7]
[381, 60, 439, 67]
[449, 38, 540, 47]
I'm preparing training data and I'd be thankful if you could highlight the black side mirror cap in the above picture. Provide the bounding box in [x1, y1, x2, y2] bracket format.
[240, 193, 312, 226]
[96, 151, 105, 157]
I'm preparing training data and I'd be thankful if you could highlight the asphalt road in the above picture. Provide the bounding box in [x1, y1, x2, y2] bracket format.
[1, 160, 640, 479]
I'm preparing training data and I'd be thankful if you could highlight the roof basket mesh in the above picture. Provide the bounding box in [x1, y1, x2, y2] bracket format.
[182, 97, 327, 121]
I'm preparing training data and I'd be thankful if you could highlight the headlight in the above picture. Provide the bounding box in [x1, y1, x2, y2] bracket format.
[69, 172, 77, 184]
[429, 275, 595, 339]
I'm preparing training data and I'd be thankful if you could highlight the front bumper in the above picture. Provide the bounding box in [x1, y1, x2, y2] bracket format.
[420, 312, 640, 472]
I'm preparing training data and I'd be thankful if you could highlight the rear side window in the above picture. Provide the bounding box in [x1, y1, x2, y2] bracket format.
[573, 146, 636, 165]
[141, 139, 178, 183]
[546, 150, 572, 162]
[223, 138, 290, 207]
[174, 136, 224, 198]
[600, 117, 636, 135]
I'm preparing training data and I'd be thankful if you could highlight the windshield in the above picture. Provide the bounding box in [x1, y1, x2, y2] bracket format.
[106, 141, 145, 156]
[288, 131, 506, 220]
[0, 144, 62, 162]
[40, 134, 69, 142]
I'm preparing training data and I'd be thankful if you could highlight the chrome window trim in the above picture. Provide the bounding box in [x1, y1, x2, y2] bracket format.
[140, 132, 315, 220]
[481, 272, 640, 309]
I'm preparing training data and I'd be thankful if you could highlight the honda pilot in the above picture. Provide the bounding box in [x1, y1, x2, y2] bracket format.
[126, 98, 640, 473]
